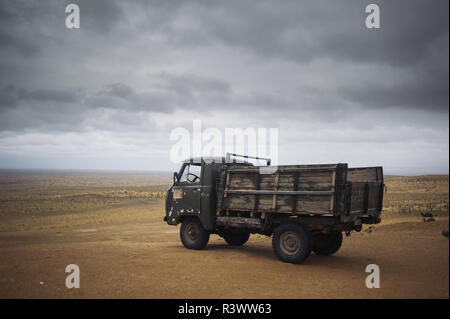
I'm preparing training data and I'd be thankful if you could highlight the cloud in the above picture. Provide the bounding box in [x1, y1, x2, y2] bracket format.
[0, 84, 81, 106]
[0, 0, 447, 173]
[142, 0, 448, 66]
[84, 83, 175, 113]
[0, 73, 231, 131]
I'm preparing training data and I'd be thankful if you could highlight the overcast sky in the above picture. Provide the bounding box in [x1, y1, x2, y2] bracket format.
[0, 0, 448, 174]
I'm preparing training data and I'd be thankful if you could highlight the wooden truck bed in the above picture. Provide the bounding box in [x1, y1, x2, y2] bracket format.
[347, 167, 384, 215]
[216, 163, 383, 217]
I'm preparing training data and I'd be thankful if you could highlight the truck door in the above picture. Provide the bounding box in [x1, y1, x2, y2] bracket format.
[171, 163, 203, 220]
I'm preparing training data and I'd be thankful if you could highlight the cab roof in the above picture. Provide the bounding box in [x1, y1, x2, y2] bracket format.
[182, 156, 253, 165]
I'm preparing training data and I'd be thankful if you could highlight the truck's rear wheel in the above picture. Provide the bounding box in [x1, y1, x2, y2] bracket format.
[220, 232, 250, 246]
[272, 223, 312, 264]
[312, 231, 343, 255]
[180, 217, 210, 250]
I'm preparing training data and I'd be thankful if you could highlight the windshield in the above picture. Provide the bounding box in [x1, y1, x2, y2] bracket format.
[179, 164, 201, 183]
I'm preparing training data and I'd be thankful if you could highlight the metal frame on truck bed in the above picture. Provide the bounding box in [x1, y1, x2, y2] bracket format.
[164, 154, 384, 264]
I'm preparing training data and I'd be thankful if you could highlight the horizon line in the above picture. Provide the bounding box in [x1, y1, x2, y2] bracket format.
[0, 167, 448, 177]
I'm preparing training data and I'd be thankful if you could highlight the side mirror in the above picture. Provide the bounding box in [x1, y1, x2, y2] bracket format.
[173, 172, 178, 183]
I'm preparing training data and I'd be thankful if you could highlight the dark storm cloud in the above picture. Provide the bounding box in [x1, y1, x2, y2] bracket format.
[157, 73, 230, 95]
[0, 85, 80, 109]
[84, 74, 230, 115]
[0, 103, 87, 132]
[142, 0, 448, 66]
[21, 88, 80, 104]
[1, 0, 448, 64]
[0, 0, 448, 117]
[0, 0, 448, 173]
[340, 76, 449, 113]
[138, 0, 448, 113]
[0, 84, 85, 133]
[133, 0, 448, 113]
[339, 47, 450, 113]
[0, 31, 39, 57]
[85, 82, 175, 113]
[0, 85, 20, 108]
[0, 73, 231, 131]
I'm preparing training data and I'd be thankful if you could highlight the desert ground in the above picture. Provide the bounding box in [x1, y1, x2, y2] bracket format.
[0, 170, 448, 298]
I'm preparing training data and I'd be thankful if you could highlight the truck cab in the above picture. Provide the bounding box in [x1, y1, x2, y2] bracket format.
[165, 156, 251, 232]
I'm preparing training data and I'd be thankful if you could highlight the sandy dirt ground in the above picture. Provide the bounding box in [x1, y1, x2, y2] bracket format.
[0, 202, 448, 299]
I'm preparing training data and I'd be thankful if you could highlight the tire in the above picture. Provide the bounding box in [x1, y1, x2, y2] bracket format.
[272, 223, 312, 264]
[180, 217, 210, 250]
[221, 232, 250, 246]
[312, 231, 343, 256]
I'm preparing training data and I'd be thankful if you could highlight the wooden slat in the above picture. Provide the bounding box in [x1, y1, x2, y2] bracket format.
[224, 171, 230, 197]
[216, 216, 261, 226]
[329, 170, 336, 211]
[292, 172, 299, 213]
[219, 163, 357, 216]
[227, 167, 337, 173]
[225, 190, 334, 195]
[272, 172, 279, 210]
[253, 173, 260, 215]
[347, 167, 382, 182]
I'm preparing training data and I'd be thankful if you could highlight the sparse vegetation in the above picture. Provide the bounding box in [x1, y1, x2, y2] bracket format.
[0, 171, 448, 298]
[0, 171, 448, 232]
[383, 175, 449, 218]
[0, 170, 170, 231]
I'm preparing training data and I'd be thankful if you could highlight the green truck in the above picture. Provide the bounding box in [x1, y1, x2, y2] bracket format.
[164, 154, 384, 264]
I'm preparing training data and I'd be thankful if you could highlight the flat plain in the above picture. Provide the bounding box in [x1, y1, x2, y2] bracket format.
[0, 170, 448, 298]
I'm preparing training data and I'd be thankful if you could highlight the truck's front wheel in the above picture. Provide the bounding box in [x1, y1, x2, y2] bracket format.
[312, 231, 343, 255]
[272, 223, 312, 264]
[180, 217, 210, 250]
[220, 232, 250, 246]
